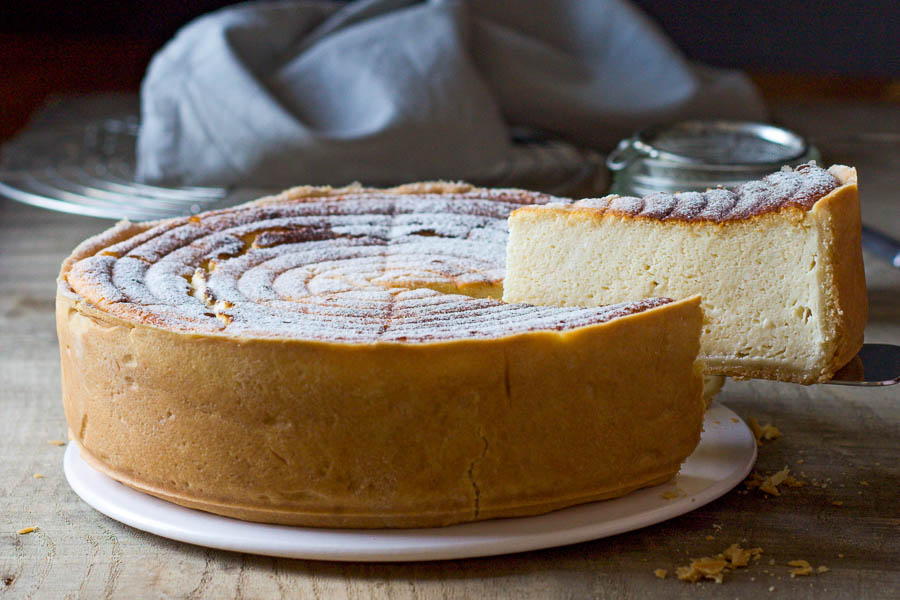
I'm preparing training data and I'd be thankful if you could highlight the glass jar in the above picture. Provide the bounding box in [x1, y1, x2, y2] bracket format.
[606, 120, 820, 196]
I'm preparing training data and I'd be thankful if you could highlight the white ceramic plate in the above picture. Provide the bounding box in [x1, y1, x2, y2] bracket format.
[64, 402, 756, 562]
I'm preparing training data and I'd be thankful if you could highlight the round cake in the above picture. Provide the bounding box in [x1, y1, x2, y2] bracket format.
[57, 182, 704, 528]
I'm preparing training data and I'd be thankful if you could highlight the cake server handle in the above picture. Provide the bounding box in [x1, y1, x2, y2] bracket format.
[823, 343, 900, 386]
[861, 225, 900, 269]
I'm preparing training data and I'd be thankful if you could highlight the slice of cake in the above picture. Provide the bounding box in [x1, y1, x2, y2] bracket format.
[504, 164, 867, 384]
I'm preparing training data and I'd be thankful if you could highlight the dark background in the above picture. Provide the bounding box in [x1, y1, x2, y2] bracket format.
[3, 0, 898, 139]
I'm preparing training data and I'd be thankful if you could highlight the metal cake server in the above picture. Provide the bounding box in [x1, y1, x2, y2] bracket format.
[823, 343, 900, 386]
[861, 225, 900, 269]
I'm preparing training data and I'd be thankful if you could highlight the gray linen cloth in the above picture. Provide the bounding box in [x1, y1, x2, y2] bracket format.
[137, 0, 765, 187]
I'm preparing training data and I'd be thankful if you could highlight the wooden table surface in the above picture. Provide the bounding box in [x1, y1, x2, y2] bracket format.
[0, 100, 897, 599]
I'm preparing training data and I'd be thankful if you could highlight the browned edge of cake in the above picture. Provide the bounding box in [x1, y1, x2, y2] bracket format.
[57, 293, 703, 528]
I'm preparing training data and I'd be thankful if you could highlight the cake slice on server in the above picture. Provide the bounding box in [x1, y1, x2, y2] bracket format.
[504, 164, 867, 384]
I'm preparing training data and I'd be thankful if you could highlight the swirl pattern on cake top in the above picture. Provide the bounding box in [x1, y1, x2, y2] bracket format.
[569, 163, 840, 222]
[62, 183, 671, 342]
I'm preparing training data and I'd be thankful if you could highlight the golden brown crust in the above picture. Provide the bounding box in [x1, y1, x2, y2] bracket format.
[812, 166, 867, 380]
[74, 442, 677, 528]
[58, 291, 704, 528]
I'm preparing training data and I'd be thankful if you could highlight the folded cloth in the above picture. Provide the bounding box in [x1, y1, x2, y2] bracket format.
[137, 0, 765, 188]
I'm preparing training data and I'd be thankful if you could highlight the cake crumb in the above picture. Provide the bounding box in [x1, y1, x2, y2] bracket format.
[654, 569, 668, 579]
[769, 586, 775, 592]
[48, 440, 66, 447]
[817, 566, 829, 574]
[747, 417, 782, 443]
[33, 473, 43, 479]
[17, 527, 36, 535]
[832, 501, 844, 507]
[859, 480, 869, 486]
[784, 474, 807, 488]
[745, 467, 804, 495]
[731, 417, 739, 423]
[676, 558, 729, 584]
[722, 543, 761, 567]
[674, 544, 762, 584]
[662, 490, 680, 500]
[788, 560, 813, 577]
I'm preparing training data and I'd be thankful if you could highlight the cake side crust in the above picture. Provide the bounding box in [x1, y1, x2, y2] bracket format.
[58, 291, 703, 528]
[811, 166, 866, 380]
[73, 441, 678, 528]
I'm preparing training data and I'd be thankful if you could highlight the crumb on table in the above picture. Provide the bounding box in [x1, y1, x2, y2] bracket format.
[675, 543, 763, 584]
[747, 417, 782, 443]
[788, 560, 814, 577]
[745, 467, 806, 496]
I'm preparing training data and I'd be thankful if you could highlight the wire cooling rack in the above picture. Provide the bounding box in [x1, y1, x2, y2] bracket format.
[0, 96, 600, 221]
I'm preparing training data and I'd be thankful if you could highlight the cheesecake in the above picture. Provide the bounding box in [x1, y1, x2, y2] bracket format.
[504, 164, 867, 384]
[57, 182, 705, 528]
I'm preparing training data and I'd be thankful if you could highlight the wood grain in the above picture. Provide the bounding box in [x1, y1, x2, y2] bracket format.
[1, 101, 898, 599]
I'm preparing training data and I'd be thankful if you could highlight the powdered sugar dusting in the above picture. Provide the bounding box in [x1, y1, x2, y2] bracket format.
[574, 163, 840, 222]
[64, 186, 671, 343]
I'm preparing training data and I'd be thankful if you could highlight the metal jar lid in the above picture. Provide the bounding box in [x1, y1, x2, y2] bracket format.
[606, 120, 820, 196]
